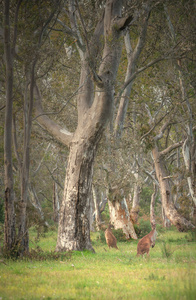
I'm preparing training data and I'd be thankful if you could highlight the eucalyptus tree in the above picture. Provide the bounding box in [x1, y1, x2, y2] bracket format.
[3, 0, 16, 253]
[35, 0, 133, 252]
[106, 2, 152, 239]
[104, 0, 169, 233]
[108, 0, 196, 231]
[2, 0, 63, 255]
[164, 2, 196, 209]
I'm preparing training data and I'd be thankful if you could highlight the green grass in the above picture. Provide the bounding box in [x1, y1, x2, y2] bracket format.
[0, 228, 196, 299]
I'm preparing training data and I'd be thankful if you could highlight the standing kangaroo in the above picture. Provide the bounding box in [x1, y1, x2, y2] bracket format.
[105, 225, 118, 249]
[137, 228, 157, 256]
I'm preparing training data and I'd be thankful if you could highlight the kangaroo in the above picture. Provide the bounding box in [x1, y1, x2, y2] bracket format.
[105, 225, 118, 249]
[137, 228, 157, 256]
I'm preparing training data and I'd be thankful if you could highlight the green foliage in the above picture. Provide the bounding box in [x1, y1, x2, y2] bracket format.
[113, 228, 127, 242]
[95, 230, 105, 244]
[100, 203, 110, 223]
[135, 218, 152, 238]
[95, 228, 127, 244]
[139, 187, 153, 214]
[156, 223, 167, 234]
[185, 229, 196, 242]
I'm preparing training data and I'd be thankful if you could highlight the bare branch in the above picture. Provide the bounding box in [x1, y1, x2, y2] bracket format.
[160, 141, 183, 157]
[12, 0, 23, 54]
[154, 118, 172, 141]
[33, 143, 51, 174]
[44, 164, 64, 190]
[34, 84, 73, 147]
[57, 19, 84, 51]
[68, 0, 84, 59]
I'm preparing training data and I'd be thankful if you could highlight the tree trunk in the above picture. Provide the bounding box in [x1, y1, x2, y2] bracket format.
[53, 182, 60, 223]
[150, 183, 157, 230]
[162, 206, 171, 228]
[3, 0, 16, 254]
[152, 146, 194, 231]
[92, 185, 102, 231]
[130, 181, 141, 224]
[17, 63, 36, 255]
[28, 185, 49, 227]
[108, 198, 138, 239]
[56, 136, 97, 252]
[182, 133, 196, 207]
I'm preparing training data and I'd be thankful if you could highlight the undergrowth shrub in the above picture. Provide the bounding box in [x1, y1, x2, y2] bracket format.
[135, 219, 152, 238]
[156, 224, 166, 233]
[112, 229, 127, 242]
[26, 247, 72, 261]
[95, 230, 105, 243]
[185, 229, 196, 242]
[160, 241, 175, 259]
[145, 272, 166, 281]
[95, 228, 127, 244]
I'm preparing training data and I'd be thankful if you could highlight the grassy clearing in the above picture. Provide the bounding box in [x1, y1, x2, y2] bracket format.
[0, 228, 196, 299]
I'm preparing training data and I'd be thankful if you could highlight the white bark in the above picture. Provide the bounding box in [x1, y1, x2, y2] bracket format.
[182, 130, 196, 207]
[108, 198, 137, 239]
[92, 186, 101, 231]
[130, 171, 141, 224]
[152, 146, 194, 231]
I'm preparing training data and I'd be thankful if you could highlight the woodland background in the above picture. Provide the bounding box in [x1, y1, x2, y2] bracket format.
[0, 0, 195, 257]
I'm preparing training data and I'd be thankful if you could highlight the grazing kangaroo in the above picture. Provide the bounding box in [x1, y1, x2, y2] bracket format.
[137, 228, 157, 256]
[105, 225, 118, 249]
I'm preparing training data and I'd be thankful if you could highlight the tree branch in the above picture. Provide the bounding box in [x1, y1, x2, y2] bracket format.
[160, 141, 183, 157]
[34, 84, 73, 147]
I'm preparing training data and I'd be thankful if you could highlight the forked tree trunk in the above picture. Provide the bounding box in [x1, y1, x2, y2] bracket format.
[35, 1, 133, 252]
[108, 198, 138, 239]
[152, 146, 194, 231]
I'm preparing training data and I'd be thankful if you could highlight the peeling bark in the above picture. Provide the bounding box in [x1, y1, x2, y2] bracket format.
[152, 146, 194, 231]
[56, 137, 96, 252]
[108, 198, 138, 239]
